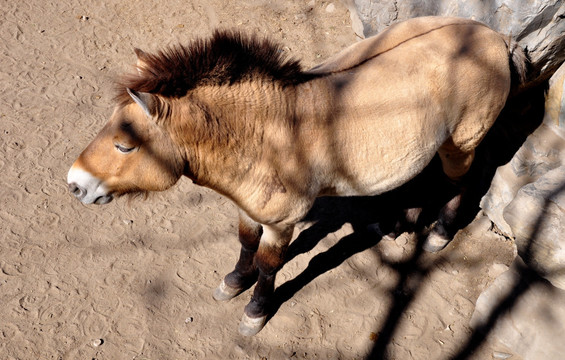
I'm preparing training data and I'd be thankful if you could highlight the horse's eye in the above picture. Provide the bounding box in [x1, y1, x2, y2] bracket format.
[114, 143, 136, 154]
[120, 121, 133, 130]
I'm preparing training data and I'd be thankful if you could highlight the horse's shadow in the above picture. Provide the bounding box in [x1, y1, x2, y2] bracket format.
[268, 154, 458, 318]
[265, 81, 547, 355]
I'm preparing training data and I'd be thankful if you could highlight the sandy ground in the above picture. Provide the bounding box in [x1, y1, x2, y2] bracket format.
[1, 1, 519, 359]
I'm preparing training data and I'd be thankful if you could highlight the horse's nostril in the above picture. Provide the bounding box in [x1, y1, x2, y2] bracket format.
[68, 182, 86, 199]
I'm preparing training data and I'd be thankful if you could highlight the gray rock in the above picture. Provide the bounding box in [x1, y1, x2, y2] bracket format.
[503, 165, 565, 289]
[480, 62, 565, 289]
[481, 123, 565, 289]
[481, 62, 565, 227]
[470, 257, 565, 359]
[544, 60, 565, 129]
[480, 164, 530, 237]
[480, 123, 565, 236]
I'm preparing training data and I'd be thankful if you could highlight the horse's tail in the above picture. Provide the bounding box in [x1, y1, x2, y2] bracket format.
[506, 36, 529, 89]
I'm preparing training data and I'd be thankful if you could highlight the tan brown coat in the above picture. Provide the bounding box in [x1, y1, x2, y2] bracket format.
[68, 16, 526, 335]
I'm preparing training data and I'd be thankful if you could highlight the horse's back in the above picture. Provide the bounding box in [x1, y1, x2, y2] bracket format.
[301, 16, 512, 196]
[307, 16, 504, 76]
[308, 16, 511, 128]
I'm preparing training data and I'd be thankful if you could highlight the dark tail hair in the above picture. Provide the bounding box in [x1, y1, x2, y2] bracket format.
[507, 37, 528, 88]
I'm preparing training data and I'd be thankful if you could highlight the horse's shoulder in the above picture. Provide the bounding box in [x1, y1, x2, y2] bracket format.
[306, 16, 490, 75]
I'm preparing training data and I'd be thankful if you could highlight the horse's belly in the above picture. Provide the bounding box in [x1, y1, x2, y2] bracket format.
[318, 116, 447, 197]
[329, 145, 438, 197]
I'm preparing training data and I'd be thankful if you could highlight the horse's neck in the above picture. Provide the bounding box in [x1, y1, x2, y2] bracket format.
[174, 82, 295, 197]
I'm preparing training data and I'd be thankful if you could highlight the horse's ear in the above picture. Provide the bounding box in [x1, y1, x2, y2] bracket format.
[134, 48, 149, 75]
[127, 88, 157, 118]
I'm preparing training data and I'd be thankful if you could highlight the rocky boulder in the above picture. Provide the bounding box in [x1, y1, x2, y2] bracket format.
[481, 63, 565, 290]
[503, 165, 565, 289]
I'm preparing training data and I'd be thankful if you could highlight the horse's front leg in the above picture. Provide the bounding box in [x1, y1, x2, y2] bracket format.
[239, 223, 294, 336]
[213, 210, 262, 301]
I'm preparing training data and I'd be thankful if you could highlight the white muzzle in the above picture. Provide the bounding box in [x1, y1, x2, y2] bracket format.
[67, 166, 113, 205]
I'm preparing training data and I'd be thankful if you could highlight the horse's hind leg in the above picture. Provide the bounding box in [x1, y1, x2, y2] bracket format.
[373, 207, 423, 240]
[213, 210, 262, 301]
[423, 190, 466, 252]
[423, 139, 475, 252]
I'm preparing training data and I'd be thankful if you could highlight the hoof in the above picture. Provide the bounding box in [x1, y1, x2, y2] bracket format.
[238, 313, 267, 336]
[213, 279, 243, 301]
[422, 232, 450, 253]
[367, 223, 397, 241]
[381, 233, 397, 242]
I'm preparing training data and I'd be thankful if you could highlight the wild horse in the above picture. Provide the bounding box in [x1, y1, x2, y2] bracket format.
[68, 17, 526, 335]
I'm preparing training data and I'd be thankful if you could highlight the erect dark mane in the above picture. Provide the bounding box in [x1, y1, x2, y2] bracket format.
[116, 30, 314, 103]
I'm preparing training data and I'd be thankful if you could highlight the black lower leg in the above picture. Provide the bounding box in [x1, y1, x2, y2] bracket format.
[378, 207, 423, 238]
[224, 246, 259, 289]
[244, 270, 276, 318]
[398, 207, 423, 234]
[224, 212, 263, 289]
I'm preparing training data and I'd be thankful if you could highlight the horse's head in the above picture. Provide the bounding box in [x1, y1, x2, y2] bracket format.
[67, 89, 184, 204]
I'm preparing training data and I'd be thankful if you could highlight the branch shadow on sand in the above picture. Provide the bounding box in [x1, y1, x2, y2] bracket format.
[266, 76, 548, 359]
[268, 154, 456, 317]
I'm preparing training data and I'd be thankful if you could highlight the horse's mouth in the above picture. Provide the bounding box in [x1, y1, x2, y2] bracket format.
[94, 194, 114, 205]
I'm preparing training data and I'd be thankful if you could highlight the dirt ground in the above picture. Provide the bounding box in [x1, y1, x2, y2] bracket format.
[1, 1, 519, 359]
